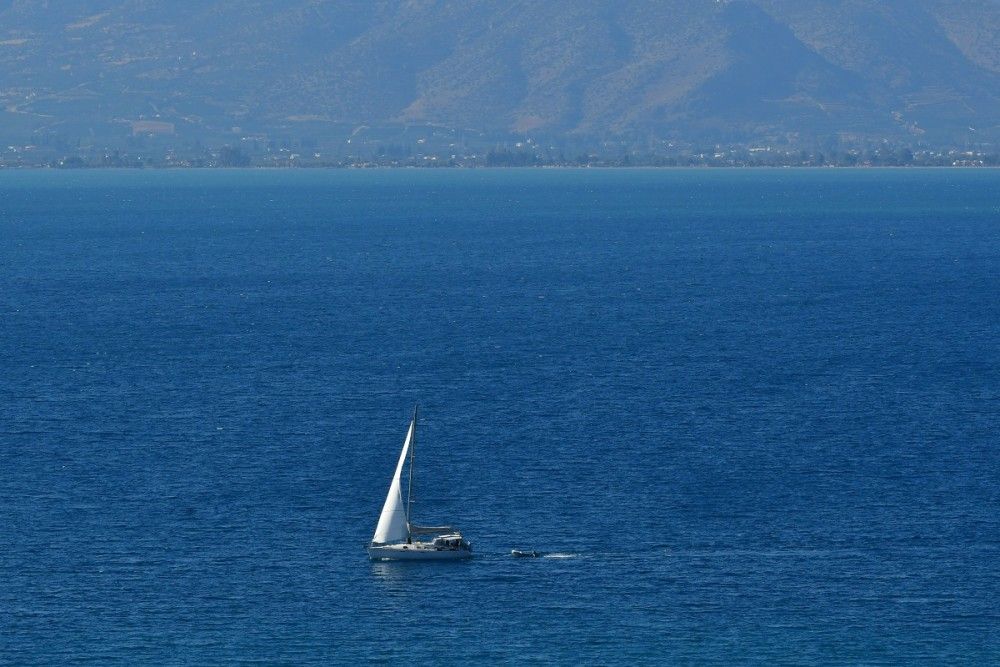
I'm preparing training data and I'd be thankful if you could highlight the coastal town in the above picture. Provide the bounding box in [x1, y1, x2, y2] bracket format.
[2, 132, 997, 169]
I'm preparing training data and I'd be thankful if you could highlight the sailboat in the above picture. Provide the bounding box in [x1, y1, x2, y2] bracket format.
[367, 406, 473, 561]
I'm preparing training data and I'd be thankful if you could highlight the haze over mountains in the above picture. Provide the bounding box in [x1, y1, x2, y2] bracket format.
[2, 0, 999, 160]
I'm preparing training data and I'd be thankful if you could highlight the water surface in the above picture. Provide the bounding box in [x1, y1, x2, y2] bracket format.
[1, 168, 998, 663]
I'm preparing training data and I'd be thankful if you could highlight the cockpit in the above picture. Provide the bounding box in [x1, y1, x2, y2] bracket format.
[431, 534, 471, 551]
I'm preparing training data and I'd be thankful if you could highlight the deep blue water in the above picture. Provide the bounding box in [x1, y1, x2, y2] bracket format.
[1, 168, 998, 664]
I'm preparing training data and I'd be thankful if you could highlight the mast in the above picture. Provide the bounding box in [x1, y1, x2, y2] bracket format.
[405, 404, 417, 543]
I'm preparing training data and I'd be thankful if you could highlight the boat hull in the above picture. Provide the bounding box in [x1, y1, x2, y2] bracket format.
[368, 543, 473, 561]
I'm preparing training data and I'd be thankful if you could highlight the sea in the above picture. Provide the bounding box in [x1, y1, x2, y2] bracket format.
[1, 168, 998, 664]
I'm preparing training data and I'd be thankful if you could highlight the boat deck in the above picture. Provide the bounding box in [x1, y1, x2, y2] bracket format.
[368, 541, 473, 561]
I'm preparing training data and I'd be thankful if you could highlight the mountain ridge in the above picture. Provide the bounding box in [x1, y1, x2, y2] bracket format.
[1, 0, 998, 151]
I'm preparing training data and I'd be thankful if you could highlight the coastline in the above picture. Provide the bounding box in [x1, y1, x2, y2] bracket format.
[2, 163, 1000, 171]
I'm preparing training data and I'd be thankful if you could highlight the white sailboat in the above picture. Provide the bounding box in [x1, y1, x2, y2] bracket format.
[367, 406, 472, 561]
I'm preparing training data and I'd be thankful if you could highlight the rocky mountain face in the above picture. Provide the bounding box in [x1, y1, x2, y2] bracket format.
[1, 0, 998, 147]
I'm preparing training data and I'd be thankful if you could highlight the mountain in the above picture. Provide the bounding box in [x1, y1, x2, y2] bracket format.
[1, 0, 998, 154]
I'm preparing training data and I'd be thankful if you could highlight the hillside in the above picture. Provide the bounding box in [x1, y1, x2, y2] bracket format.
[1, 0, 998, 156]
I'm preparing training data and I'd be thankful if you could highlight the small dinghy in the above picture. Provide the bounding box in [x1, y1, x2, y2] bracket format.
[367, 406, 472, 561]
[511, 549, 541, 558]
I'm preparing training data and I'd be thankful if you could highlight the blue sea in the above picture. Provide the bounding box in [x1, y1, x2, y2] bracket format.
[1, 168, 998, 664]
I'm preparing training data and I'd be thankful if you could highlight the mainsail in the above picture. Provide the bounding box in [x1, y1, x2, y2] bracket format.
[371, 417, 414, 545]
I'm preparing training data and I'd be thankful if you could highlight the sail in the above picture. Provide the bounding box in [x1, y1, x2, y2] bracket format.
[371, 418, 414, 544]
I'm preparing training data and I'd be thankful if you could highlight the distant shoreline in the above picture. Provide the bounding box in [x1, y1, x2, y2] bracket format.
[3, 164, 1000, 172]
[6, 143, 997, 170]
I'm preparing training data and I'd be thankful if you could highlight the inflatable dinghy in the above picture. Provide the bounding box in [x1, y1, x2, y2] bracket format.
[511, 549, 541, 558]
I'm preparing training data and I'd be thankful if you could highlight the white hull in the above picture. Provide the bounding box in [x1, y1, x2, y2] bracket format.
[368, 543, 473, 561]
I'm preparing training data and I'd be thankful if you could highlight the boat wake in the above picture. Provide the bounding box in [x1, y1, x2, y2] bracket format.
[510, 550, 581, 559]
